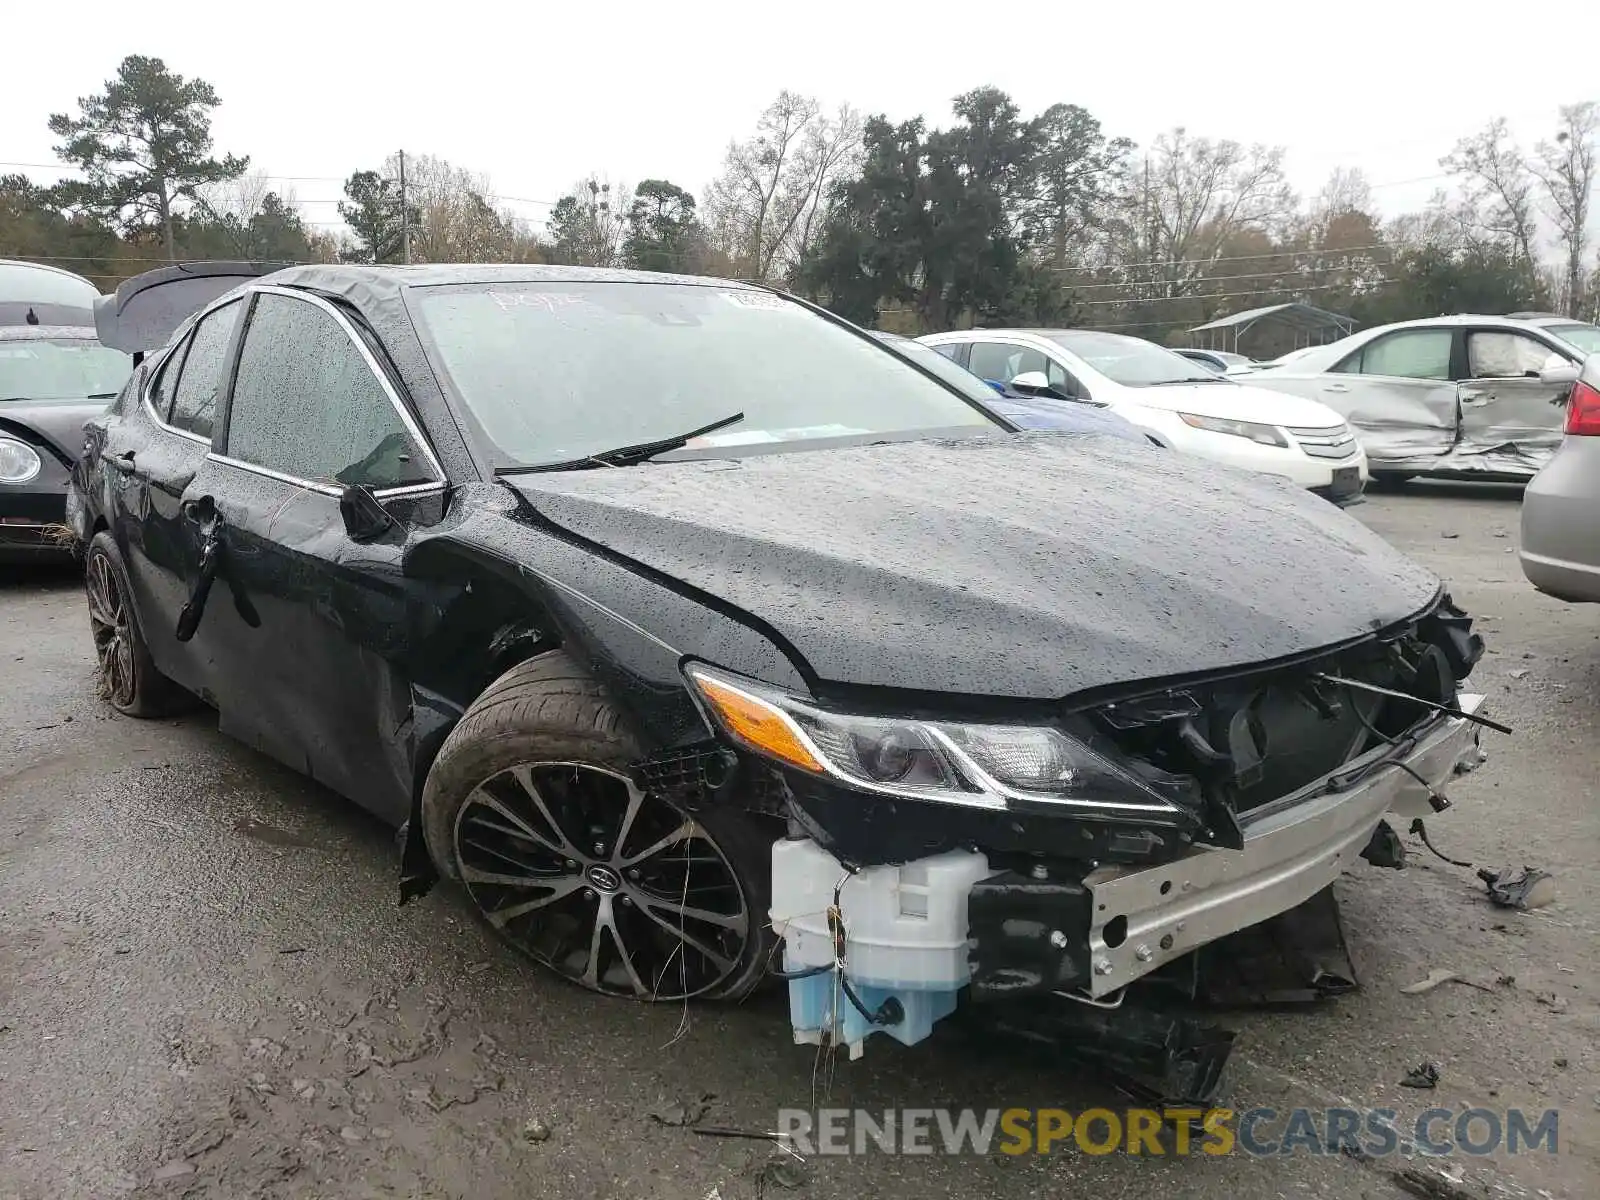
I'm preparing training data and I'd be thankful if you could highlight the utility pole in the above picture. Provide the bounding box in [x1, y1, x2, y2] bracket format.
[398, 149, 411, 265]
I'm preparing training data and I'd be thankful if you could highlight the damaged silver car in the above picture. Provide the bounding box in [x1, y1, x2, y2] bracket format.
[1242, 314, 1582, 483]
[73, 262, 1492, 1099]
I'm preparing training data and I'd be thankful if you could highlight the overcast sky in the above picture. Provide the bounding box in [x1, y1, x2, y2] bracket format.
[4, 0, 1595, 239]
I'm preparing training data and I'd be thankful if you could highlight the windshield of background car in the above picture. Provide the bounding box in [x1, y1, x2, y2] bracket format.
[410, 283, 1000, 468]
[1544, 323, 1600, 353]
[0, 337, 132, 401]
[1045, 331, 1215, 386]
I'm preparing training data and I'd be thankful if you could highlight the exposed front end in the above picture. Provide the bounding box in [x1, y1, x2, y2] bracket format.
[647, 595, 1487, 1061]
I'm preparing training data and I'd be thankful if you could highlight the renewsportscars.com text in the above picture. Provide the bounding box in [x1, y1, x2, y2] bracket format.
[776, 1106, 1560, 1158]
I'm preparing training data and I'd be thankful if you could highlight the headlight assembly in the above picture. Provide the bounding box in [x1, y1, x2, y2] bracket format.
[0, 437, 43, 484]
[685, 663, 1184, 820]
[1177, 413, 1288, 447]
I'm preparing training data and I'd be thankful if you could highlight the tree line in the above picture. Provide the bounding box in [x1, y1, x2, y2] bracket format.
[3, 55, 1595, 348]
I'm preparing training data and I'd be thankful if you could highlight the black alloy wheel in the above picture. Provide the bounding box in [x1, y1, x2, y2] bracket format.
[453, 760, 753, 1000]
[85, 546, 137, 710]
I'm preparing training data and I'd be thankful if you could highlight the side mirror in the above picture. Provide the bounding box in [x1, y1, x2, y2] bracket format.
[1540, 363, 1580, 387]
[339, 483, 396, 543]
[1010, 370, 1052, 395]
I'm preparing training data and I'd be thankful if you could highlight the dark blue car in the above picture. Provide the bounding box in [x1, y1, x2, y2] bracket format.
[873, 332, 1152, 445]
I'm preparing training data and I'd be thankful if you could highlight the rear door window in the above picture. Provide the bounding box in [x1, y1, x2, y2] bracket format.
[167, 300, 243, 439]
[147, 340, 190, 423]
[1466, 331, 1568, 379]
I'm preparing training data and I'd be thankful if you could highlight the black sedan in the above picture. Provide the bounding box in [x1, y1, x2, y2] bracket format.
[72, 263, 1490, 1065]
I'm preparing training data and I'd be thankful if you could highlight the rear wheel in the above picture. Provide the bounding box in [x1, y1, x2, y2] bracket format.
[422, 652, 774, 1001]
[83, 532, 192, 717]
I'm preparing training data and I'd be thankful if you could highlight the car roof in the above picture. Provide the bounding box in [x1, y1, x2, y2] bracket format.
[264, 263, 761, 295]
[0, 324, 99, 342]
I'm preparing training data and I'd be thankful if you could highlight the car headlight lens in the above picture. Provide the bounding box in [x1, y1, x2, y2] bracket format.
[0, 437, 43, 484]
[1178, 413, 1288, 447]
[685, 663, 1182, 818]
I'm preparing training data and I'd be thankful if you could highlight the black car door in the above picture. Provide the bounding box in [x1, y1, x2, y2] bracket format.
[176, 286, 448, 823]
[101, 298, 245, 699]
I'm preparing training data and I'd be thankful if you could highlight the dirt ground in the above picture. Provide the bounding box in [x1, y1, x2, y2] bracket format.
[2, 483, 1596, 1200]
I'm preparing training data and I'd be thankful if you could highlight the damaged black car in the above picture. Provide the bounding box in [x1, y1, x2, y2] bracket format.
[71, 263, 1490, 1091]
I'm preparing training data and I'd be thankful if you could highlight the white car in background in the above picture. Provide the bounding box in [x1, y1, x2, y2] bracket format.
[1238, 314, 1589, 482]
[918, 329, 1369, 503]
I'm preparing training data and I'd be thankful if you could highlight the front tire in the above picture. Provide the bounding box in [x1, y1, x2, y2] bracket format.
[421, 651, 774, 1002]
[83, 531, 192, 717]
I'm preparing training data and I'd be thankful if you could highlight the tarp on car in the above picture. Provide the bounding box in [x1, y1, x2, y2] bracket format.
[93, 261, 295, 353]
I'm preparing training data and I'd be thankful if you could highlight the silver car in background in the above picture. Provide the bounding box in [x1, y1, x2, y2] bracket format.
[1521, 354, 1600, 602]
[1242, 314, 1584, 483]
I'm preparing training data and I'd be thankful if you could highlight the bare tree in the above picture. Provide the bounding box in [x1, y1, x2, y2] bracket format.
[781, 105, 864, 272]
[194, 169, 286, 228]
[1110, 128, 1296, 299]
[703, 91, 821, 279]
[546, 176, 633, 267]
[1441, 118, 1540, 266]
[1530, 102, 1598, 317]
[392, 154, 526, 263]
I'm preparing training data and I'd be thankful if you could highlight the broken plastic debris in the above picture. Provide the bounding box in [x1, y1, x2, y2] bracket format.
[1400, 1062, 1440, 1089]
[1477, 865, 1556, 911]
[1401, 969, 1457, 995]
[757, 1154, 810, 1190]
[650, 1094, 714, 1127]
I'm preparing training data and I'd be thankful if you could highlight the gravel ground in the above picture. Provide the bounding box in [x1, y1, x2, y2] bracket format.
[1, 484, 1595, 1200]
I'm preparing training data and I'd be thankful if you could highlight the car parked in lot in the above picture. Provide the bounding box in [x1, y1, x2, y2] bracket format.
[1520, 353, 1600, 602]
[1241, 314, 1585, 483]
[1176, 348, 1255, 374]
[872, 331, 1152, 444]
[1, 261, 131, 561]
[919, 328, 1368, 503]
[73, 263, 1487, 1064]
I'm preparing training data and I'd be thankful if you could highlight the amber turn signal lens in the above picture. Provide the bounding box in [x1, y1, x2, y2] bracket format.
[692, 674, 825, 773]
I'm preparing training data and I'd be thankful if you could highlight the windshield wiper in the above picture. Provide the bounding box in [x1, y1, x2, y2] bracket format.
[511, 411, 747, 473]
[1149, 376, 1228, 385]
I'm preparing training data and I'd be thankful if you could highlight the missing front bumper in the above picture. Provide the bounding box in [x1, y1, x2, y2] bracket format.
[1082, 693, 1484, 995]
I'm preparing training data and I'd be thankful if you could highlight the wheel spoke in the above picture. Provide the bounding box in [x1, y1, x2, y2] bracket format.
[469, 787, 570, 858]
[618, 819, 697, 868]
[605, 906, 652, 997]
[510, 767, 579, 856]
[632, 895, 736, 973]
[637, 895, 747, 932]
[111, 637, 134, 704]
[480, 877, 585, 927]
[580, 897, 611, 989]
[461, 863, 566, 888]
[613, 782, 646, 860]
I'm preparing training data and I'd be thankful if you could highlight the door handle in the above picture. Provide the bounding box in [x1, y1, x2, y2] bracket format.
[1323, 383, 1349, 394]
[106, 450, 137, 474]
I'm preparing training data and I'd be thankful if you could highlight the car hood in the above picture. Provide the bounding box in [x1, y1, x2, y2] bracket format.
[1113, 380, 1344, 427]
[508, 435, 1440, 700]
[0, 397, 106, 462]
